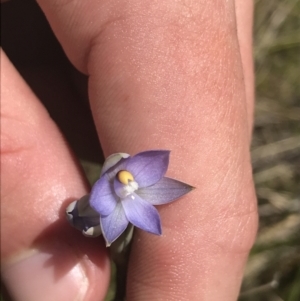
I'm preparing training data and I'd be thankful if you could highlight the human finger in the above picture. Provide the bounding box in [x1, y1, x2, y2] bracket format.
[36, 0, 258, 300]
[235, 0, 255, 132]
[0, 51, 110, 301]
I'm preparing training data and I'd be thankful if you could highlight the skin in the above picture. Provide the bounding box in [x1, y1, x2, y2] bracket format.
[1, 0, 257, 300]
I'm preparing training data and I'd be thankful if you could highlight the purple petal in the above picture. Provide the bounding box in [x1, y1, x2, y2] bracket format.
[122, 193, 162, 235]
[100, 202, 129, 246]
[126, 150, 170, 188]
[100, 153, 130, 177]
[113, 177, 125, 198]
[136, 177, 194, 205]
[89, 175, 118, 216]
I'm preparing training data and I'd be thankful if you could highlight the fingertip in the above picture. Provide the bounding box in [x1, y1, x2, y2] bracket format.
[2, 229, 111, 301]
[1, 51, 111, 300]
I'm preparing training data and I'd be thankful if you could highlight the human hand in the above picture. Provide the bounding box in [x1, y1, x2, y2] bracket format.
[1, 0, 257, 300]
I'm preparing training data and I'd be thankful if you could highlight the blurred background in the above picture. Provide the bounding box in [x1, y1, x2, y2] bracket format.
[1, 0, 300, 300]
[239, 1, 300, 300]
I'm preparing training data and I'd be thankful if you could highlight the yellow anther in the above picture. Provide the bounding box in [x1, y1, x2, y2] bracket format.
[117, 170, 134, 185]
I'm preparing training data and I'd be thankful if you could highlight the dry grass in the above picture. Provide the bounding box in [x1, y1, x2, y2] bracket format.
[239, 0, 300, 300]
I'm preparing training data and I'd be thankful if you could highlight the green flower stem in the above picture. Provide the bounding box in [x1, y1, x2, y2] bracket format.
[110, 225, 134, 301]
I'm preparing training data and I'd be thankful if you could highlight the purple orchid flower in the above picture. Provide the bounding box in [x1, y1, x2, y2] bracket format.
[66, 150, 193, 246]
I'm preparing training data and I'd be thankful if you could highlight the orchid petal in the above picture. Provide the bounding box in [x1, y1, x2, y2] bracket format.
[100, 202, 129, 246]
[126, 150, 170, 188]
[76, 195, 99, 217]
[82, 225, 102, 238]
[66, 150, 195, 242]
[136, 177, 194, 205]
[66, 197, 100, 232]
[113, 177, 125, 198]
[100, 153, 130, 176]
[122, 193, 162, 235]
[89, 175, 118, 216]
